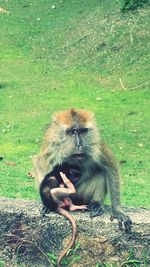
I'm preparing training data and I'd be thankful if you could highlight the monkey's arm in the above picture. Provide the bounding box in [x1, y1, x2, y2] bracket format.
[32, 155, 46, 185]
[107, 170, 132, 232]
[101, 143, 132, 232]
[32, 149, 57, 186]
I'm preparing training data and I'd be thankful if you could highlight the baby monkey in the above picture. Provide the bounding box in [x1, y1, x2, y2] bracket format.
[44, 171, 86, 267]
[52, 172, 87, 212]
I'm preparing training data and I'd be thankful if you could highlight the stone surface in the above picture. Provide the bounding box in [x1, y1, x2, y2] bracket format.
[0, 198, 149, 266]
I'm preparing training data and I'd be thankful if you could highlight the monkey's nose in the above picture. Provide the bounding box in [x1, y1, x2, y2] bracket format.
[76, 145, 82, 149]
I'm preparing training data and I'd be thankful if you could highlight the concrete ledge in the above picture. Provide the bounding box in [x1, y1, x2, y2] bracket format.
[0, 198, 150, 266]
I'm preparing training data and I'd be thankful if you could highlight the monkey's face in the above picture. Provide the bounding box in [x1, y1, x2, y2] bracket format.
[65, 127, 91, 163]
[51, 109, 100, 164]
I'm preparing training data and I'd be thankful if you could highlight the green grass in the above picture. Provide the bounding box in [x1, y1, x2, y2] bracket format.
[47, 240, 81, 266]
[0, 0, 150, 208]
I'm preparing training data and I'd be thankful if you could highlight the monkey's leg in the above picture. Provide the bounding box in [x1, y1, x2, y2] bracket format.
[40, 176, 59, 214]
[59, 172, 75, 192]
[52, 173, 87, 211]
[69, 203, 87, 211]
[51, 172, 76, 205]
[51, 187, 75, 204]
[63, 198, 87, 211]
[88, 176, 106, 218]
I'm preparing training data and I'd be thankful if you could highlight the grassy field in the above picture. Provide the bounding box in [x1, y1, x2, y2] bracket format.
[0, 0, 150, 208]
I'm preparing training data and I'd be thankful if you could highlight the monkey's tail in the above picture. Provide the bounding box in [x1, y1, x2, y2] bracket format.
[57, 208, 77, 267]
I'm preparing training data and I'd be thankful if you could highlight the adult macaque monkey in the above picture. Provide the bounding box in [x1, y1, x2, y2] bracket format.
[33, 108, 132, 231]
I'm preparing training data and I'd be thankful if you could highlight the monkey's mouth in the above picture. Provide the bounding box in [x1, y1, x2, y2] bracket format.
[73, 153, 85, 161]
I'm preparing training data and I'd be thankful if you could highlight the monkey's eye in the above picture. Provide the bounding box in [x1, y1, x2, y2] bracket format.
[66, 129, 75, 136]
[66, 128, 89, 136]
[79, 128, 89, 135]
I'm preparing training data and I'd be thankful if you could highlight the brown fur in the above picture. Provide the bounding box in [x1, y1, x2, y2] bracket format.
[53, 108, 93, 126]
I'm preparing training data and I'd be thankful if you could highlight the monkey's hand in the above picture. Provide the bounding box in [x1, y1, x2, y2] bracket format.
[88, 202, 105, 218]
[110, 209, 132, 233]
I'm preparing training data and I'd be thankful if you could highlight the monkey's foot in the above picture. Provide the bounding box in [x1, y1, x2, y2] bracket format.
[88, 202, 104, 218]
[40, 206, 50, 216]
[110, 210, 132, 233]
[62, 198, 87, 211]
[69, 204, 87, 212]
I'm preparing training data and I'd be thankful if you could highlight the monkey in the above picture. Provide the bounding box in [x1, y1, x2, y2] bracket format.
[50, 172, 86, 267]
[40, 170, 87, 267]
[33, 108, 132, 234]
[40, 167, 87, 212]
[33, 108, 132, 229]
